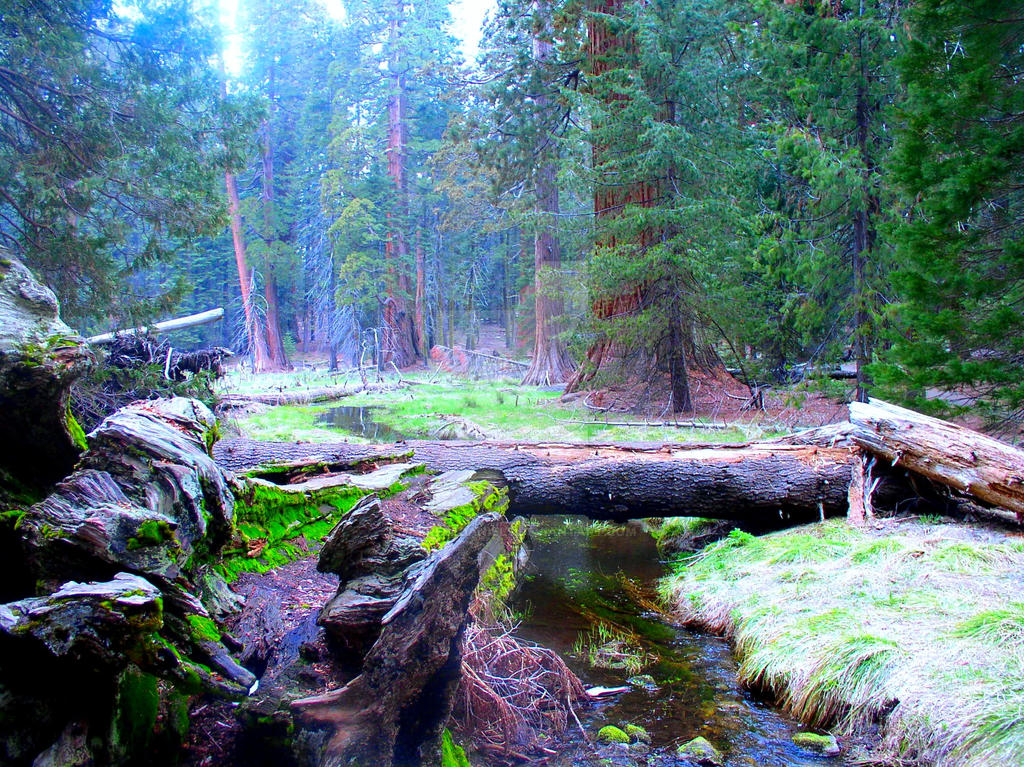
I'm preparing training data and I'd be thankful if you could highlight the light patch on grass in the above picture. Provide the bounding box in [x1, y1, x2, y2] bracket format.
[661, 520, 1024, 767]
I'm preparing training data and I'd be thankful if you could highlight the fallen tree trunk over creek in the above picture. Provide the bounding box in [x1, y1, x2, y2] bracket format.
[217, 439, 856, 521]
[850, 398, 1024, 521]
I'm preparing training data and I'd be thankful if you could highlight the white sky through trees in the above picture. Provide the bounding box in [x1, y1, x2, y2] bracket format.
[218, 0, 494, 73]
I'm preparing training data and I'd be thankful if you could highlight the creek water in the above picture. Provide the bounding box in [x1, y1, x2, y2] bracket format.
[316, 405, 410, 442]
[508, 518, 848, 767]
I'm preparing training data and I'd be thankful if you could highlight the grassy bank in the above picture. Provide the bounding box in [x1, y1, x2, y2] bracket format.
[660, 518, 1024, 766]
[228, 374, 754, 444]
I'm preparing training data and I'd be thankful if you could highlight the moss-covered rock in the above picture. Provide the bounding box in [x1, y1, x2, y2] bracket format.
[676, 735, 724, 765]
[792, 731, 840, 756]
[624, 724, 651, 743]
[596, 725, 631, 744]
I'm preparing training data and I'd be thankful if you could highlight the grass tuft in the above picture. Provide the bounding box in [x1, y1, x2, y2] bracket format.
[663, 519, 1024, 766]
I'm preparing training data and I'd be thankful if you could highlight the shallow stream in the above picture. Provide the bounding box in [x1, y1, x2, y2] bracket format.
[508, 518, 848, 767]
[316, 405, 410, 442]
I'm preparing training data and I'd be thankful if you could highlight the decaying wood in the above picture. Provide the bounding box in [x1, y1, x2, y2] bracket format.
[847, 452, 876, 525]
[293, 513, 504, 767]
[0, 573, 163, 668]
[0, 256, 92, 491]
[217, 439, 854, 522]
[316, 495, 427, 657]
[14, 398, 256, 697]
[850, 399, 1024, 521]
[85, 308, 225, 344]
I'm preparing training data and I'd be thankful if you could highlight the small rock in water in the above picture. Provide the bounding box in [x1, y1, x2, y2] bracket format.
[676, 735, 724, 766]
[792, 732, 841, 756]
[624, 724, 651, 744]
[626, 673, 659, 691]
[597, 725, 631, 744]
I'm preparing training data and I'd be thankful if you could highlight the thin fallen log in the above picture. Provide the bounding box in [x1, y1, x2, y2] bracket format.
[849, 399, 1024, 521]
[86, 307, 224, 344]
[541, 416, 730, 430]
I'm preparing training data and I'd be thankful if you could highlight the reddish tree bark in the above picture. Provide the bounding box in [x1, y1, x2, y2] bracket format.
[414, 228, 427, 357]
[225, 170, 272, 371]
[258, 119, 292, 372]
[382, 3, 421, 368]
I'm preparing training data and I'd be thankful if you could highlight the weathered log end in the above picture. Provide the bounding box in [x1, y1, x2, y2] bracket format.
[0, 255, 92, 494]
[850, 398, 1024, 522]
[294, 513, 505, 767]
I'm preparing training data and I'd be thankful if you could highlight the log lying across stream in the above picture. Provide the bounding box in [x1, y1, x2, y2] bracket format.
[218, 439, 856, 522]
[217, 397, 1024, 525]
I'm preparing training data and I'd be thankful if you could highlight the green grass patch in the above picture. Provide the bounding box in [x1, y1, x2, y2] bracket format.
[662, 519, 1024, 766]
[228, 373, 754, 444]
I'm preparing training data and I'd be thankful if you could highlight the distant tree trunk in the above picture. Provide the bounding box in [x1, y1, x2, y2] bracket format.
[383, 2, 420, 368]
[521, 10, 575, 386]
[225, 170, 272, 371]
[669, 299, 693, 413]
[264, 268, 291, 370]
[852, 34, 873, 404]
[258, 119, 292, 372]
[414, 227, 426, 357]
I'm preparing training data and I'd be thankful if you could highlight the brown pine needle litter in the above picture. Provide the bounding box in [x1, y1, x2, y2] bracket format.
[661, 518, 1024, 767]
[453, 621, 588, 758]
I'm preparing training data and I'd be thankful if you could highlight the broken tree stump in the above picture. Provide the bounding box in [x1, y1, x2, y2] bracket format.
[0, 255, 91, 492]
[850, 399, 1024, 521]
[293, 513, 504, 767]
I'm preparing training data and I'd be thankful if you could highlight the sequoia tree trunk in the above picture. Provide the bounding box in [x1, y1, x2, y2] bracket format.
[383, 2, 420, 368]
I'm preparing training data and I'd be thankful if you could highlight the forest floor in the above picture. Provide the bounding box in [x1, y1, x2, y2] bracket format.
[218, 362, 847, 446]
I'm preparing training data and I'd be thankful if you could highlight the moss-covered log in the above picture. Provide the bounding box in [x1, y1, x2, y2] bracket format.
[217, 439, 854, 522]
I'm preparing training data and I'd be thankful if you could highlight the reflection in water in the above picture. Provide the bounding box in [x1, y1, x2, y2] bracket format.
[508, 518, 847, 767]
[315, 405, 408, 442]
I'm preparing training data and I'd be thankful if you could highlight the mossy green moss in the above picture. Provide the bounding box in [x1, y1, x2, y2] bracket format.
[423, 481, 508, 552]
[477, 553, 516, 605]
[441, 729, 472, 767]
[65, 402, 88, 452]
[596, 725, 630, 744]
[624, 724, 650, 743]
[216, 480, 370, 581]
[186, 614, 221, 643]
[127, 518, 175, 550]
[112, 668, 160, 757]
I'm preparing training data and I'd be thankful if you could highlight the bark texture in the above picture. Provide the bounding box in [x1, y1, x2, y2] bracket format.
[850, 399, 1024, 520]
[0, 256, 91, 492]
[216, 439, 854, 522]
[293, 513, 504, 767]
[521, 11, 574, 387]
